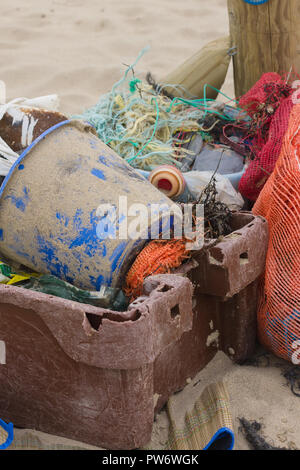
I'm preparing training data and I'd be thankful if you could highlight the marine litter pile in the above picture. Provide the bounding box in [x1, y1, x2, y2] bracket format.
[0, 46, 298, 452]
[0, 60, 246, 303]
[0, 63, 298, 310]
[0, 56, 298, 361]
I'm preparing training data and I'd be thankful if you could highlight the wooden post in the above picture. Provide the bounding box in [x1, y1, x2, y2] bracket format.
[160, 37, 231, 100]
[227, 0, 299, 97]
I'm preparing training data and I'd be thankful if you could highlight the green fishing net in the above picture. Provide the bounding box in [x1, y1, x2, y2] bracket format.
[75, 48, 237, 171]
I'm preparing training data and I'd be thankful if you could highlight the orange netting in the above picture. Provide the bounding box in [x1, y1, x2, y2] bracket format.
[253, 103, 300, 363]
[124, 239, 189, 300]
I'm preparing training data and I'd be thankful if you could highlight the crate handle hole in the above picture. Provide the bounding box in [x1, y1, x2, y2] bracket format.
[170, 304, 180, 318]
[239, 252, 249, 265]
[158, 284, 174, 293]
[85, 312, 102, 331]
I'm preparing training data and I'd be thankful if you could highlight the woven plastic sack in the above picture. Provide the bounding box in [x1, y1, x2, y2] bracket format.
[253, 104, 300, 363]
[239, 73, 294, 201]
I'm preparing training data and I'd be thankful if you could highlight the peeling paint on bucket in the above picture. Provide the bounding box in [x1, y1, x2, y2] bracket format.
[0, 120, 176, 290]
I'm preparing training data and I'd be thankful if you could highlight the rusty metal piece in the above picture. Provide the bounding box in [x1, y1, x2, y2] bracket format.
[0, 108, 67, 152]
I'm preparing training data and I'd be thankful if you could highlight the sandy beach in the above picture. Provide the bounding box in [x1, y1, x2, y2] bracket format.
[0, 0, 234, 115]
[0, 0, 299, 452]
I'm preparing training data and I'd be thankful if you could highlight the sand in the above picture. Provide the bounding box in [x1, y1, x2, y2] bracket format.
[0, 0, 234, 115]
[0, 0, 299, 452]
[148, 350, 300, 451]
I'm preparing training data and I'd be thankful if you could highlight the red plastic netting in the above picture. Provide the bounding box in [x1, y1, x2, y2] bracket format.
[238, 73, 295, 201]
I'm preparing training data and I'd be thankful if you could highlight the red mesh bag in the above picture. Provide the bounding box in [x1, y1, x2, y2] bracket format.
[239, 72, 283, 115]
[238, 73, 294, 201]
[253, 104, 300, 363]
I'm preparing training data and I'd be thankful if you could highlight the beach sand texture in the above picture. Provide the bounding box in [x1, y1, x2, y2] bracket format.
[0, 0, 234, 114]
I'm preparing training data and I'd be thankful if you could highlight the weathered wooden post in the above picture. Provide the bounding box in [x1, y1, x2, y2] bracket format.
[160, 36, 231, 99]
[227, 0, 299, 97]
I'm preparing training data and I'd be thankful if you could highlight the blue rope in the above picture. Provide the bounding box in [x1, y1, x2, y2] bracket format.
[242, 0, 269, 4]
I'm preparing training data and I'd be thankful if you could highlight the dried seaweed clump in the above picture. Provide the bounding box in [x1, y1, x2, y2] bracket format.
[282, 367, 300, 398]
[199, 176, 232, 239]
[238, 418, 288, 451]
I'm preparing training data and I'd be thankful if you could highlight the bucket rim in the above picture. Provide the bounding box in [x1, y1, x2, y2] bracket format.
[0, 119, 70, 199]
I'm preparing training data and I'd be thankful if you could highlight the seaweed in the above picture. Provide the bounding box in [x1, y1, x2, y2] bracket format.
[146, 71, 175, 100]
[238, 418, 289, 451]
[282, 367, 300, 398]
[201, 176, 232, 239]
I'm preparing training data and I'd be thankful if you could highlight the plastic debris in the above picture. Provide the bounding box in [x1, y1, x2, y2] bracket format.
[75, 49, 238, 172]
[185, 171, 244, 211]
[0, 418, 13, 450]
[0, 259, 128, 310]
[0, 120, 177, 291]
[237, 72, 295, 201]
[125, 239, 189, 300]
[0, 259, 35, 285]
[192, 144, 244, 174]
[177, 132, 203, 171]
[0, 81, 66, 176]
[253, 99, 300, 363]
[149, 165, 186, 198]
[19, 275, 128, 311]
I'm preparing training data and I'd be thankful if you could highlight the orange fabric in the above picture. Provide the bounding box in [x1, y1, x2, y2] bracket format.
[253, 104, 300, 363]
[125, 239, 189, 300]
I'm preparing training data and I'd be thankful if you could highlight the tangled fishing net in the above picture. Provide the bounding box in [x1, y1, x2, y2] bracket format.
[76, 48, 236, 171]
[124, 239, 189, 300]
[76, 50, 247, 300]
[238, 72, 296, 201]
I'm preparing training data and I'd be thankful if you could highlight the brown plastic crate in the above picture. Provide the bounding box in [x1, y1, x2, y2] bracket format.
[0, 212, 268, 449]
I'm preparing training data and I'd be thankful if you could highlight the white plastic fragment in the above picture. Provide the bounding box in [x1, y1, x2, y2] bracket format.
[0, 340, 6, 364]
[185, 170, 244, 211]
[0, 81, 6, 105]
[0, 81, 60, 176]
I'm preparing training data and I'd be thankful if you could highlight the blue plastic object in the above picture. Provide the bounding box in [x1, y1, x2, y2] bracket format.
[0, 419, 13, 450]
[0, 120, 71, 200]
[242, 0, 269, 5]
[203, 426, 234, 450]
[0, 120, 176, 290]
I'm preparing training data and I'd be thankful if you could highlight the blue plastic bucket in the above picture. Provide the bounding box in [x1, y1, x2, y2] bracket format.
[0, 120, 177, 290]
